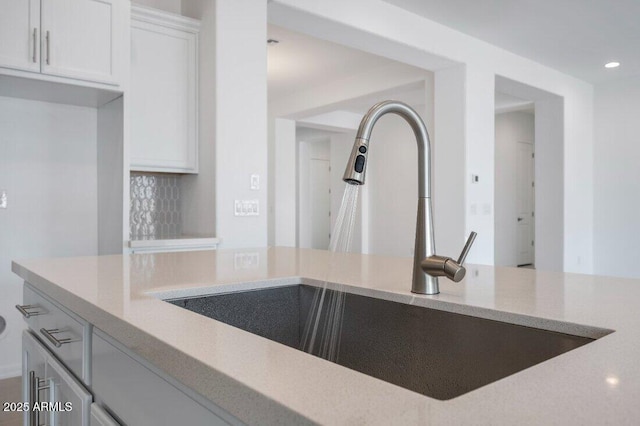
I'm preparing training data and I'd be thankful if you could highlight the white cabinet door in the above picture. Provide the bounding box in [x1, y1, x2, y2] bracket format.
[23, 330, 92, 426]
[0, 0, 40, 72]
[23, 330, 47, 426]
[45, 353, 92, 426]
[40, 0, 119, 84]
[130, 8, 199, 173]
[90, 404, 120, 426]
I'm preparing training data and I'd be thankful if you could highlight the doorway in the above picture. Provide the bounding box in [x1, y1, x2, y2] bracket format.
[494, 94, 536, 268]
[494, 75, 564, 271]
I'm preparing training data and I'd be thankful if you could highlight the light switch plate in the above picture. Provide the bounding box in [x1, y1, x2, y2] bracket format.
[0, 190, 7, 209]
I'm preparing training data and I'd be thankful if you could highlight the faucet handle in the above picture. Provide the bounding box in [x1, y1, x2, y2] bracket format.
[443, 231, 477, 282]
[457, 231, 478, 265]
[421, 232, 478, 283]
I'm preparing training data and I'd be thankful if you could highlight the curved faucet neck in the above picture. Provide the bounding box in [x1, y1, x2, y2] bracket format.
[355, 101, 432, 198]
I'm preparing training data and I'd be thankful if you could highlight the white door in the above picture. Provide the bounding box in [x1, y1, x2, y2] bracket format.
[516, 142, 535, 266]
[309, 159, 331, 249]
[40, 0, 117, 84]
[0, 0, 40, 72]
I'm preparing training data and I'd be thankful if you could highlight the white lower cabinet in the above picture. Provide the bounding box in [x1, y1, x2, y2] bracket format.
[92, 331, 235, 426]
[23, 330, 92, 426]
[90, 403, 120, 426]
[21, 283, 237, 426]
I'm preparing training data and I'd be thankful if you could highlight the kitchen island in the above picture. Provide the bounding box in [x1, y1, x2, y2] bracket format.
[12, 247, 640, 424]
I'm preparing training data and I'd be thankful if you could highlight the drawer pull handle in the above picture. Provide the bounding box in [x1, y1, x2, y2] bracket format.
[40, 328, 77, 348]
[45, 31, 50, 65]
[32, 28, 37, 63]
[15, 304, 45, 318]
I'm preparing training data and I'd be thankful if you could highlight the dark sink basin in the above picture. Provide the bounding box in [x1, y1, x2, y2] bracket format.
[168, 285, 596, 400]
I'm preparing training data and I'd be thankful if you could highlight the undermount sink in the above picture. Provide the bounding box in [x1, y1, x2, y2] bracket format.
[167, 284, 597, 400]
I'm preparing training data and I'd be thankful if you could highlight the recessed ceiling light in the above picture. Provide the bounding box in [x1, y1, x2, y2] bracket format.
[604, 61, 620, 69]
[267, 39, 280, 45]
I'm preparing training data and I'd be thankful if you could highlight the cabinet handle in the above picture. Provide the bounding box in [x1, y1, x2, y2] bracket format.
[32, 28, 37, 63]
[29, 371, 37, 426]
[40, 328, 77, 348]
[29, 371, 50, 426]
[15, 304, 45, 318]
[45, 31, 50, 65]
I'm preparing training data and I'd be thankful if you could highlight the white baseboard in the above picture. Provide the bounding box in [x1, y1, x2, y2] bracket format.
[0, 363, 21, 380]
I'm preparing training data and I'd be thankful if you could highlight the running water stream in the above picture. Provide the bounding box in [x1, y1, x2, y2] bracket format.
[300, 183, 360, 362]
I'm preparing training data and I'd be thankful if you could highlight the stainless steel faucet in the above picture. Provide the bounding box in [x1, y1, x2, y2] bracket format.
[342, 100, 477, 294]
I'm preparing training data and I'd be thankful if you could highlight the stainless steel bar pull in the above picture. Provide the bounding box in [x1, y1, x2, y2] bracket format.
[40, 328, 77, 348]
[45, 31, 50, 65]
[15, 304, 45, 318]
[32, 28, 37, 63]
[29, 371, 37, 426]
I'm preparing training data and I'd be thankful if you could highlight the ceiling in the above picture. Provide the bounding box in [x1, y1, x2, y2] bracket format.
[383, 0, 640, 83]
[268, 25, 430, 118]
[267, 25, 393, 100]
[495, 92, 533, 114]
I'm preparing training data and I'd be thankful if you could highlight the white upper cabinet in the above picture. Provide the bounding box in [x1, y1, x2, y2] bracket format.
[130, 6, 199, 173]
[41, 0, 122, 85]
[0, 0, 126, 87]
[0, 0, 40, 72]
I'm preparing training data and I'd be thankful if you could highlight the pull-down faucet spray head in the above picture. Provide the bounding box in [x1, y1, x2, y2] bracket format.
[342, 138, 369, 185]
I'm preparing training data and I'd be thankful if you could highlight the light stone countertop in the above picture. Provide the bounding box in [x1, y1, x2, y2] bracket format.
[11, 247, 640, 425]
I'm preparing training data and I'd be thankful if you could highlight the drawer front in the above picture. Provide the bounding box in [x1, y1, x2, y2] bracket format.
[20, 283, 90, 384]
[92, 331, 234, 426]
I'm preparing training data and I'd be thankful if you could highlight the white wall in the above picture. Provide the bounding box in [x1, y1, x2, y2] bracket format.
[433, 65, 466, 258]
[534, 98, 564, 271]
[180, 0, 269, 248]
[594, 76, 640, 278]
[181, 0, 216, 238]
[0, 97, 98, 378]
[494, 111, 535, 266]
[269, 0, 595, 273]
[214, 0, 268, 248]
[273, 118, 296, 246]
[97, 97, 124, 255]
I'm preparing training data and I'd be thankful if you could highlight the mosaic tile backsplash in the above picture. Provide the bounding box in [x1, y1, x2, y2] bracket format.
[130, 172, 182, 240]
